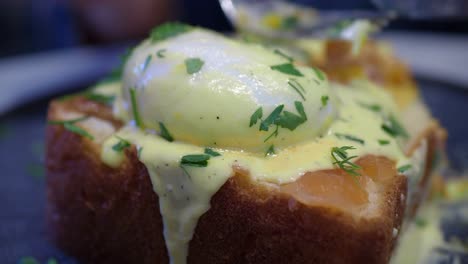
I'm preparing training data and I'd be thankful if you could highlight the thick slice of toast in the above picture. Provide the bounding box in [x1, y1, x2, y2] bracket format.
[46, 95, 443, 263]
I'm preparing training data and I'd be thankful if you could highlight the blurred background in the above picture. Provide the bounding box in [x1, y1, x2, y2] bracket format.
[0, 0, 467, 57]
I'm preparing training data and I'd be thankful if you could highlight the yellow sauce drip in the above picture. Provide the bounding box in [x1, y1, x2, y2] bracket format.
[95, 28, 422, 264]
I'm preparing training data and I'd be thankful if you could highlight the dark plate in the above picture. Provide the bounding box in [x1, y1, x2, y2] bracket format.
[0, 78, 467, 264]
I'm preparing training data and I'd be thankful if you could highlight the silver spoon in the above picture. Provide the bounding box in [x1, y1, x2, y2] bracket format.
[219, 0, 395, 38]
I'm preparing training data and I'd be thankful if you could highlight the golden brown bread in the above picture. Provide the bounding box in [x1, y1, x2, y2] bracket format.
[46, 96, 443, 264]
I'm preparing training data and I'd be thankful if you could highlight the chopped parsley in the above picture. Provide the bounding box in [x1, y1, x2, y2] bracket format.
[59, 87, 116, 105]
[321, 95, 329, 107]
[150, 22, 192, 43]
[185, 57, 204, 74]
[312, 67, 325, 81]
[112, 136, 131, 152]
[156, 49, 167, 58]
[263, 125, 279, 142]
[281, 15, 299, 30]
[48, 116, 94, 140]
[331, 146, 361, 177]
[378, 139, 390, 145]
[204, 148, 221, 157]
[414, 218, 427, 228]
[292, 101, 307, 121]
[129, 88, 143, 128]
[335, 133, 365, 145]
[398, 164, 412, 173]
[260, 105, 284, 131]
[273, 49, 293, 62]
[276, 101, 307, 131]
[265, 145, 275, 156]
[84, 92, 115, 106]
[159, 122, 174, 142]
[270, 63, 303, 77]
[249, 107, 263, 127]
[180, 154, 211, 167]
[253, 102, 307, 142]
[288, 79, 306, 101]
[327, 20, 353, 37]
[358, 102, 382, 112]
[382, 115, 409, 139]
[143, 54, 152, 72]
[63, 123, 93, 140]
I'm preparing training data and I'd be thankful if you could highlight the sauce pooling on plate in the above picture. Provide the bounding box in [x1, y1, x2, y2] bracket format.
[99, 24, 420, 264]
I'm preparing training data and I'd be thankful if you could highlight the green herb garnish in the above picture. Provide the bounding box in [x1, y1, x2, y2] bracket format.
[294, 100, 307, 119]
[274, 49, 293, 62]
[321, 95, 329, 107]
[270, 63, 303, 77]
[264, 125, 279, 142]
[143, 54, 152, 72]
[157, 49, 167, 58]
[150, 22, 192, 43]
[129, 88, 143, 128]
[112, 136, 131, 152]
[312, 67, 325, 81]
[48, 116, 94, 140]
[84, 92, 115, 106]
[378, 139, 390, 145]
[335, 133, 365, 145]
[382, 115, 409, 138]
[414, 218, 427, 228]
[64, 123, 94, 140]
[185, 57, 204, 74]
[260, 105, 284, 131]
[265, 145, 276, 156]
[398, 164, 412, 173]
[327, 20, 353, 37]
[281, 15, 299, 30]
[358, 102, 382, 112]
[249, 107, 263, 127]
[204, 148, 221, 157]
[159, 122, 174, 142]
[253, 102, 307, 142]
[180, 154, 211, 167]
[58, 89, 116, 105]
[288, 79, 306, 101]
[331, 146, 361, 177]
[276, 101, 307, 131]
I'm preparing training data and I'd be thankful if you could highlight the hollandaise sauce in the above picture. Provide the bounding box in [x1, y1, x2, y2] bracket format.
[98, 24, 421, 264]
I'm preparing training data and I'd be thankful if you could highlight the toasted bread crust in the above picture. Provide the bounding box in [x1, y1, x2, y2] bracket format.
[46, 98, 409, 264]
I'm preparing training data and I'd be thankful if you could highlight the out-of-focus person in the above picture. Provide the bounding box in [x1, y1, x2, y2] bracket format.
[71, 0, 175, 43]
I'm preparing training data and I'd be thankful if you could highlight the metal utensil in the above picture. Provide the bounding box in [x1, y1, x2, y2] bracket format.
[219, 0, 394, 38]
